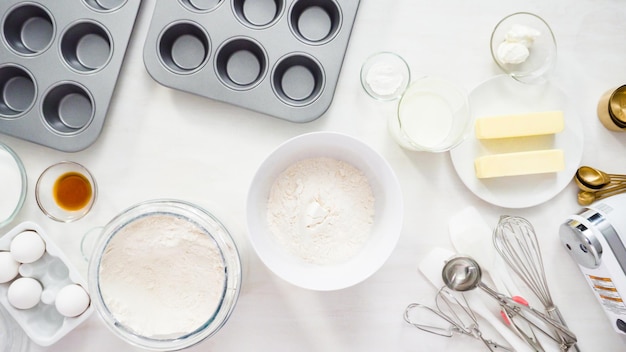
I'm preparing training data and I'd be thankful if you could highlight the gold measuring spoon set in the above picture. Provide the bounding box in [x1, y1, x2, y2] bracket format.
[574, 166, 626, 205]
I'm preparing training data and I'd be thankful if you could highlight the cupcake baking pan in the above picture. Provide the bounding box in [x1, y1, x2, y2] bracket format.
[143, 0, 360, 123]
[0, 221, 93, 346]
[0, 0, 141, 152]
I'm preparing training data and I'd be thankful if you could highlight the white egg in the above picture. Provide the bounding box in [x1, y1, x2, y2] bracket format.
[7, 277, 42, 309]
[10, 230, 46, 264]
[55, 284, 90, 317]
[0, 251, 20, 283]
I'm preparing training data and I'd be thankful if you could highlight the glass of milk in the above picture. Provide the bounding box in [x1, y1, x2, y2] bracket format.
[389, 76, 470, 152]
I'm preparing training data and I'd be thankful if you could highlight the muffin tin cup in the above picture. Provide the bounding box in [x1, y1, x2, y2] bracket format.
[215, 36, 268, 90]
[84, 0, 128, 12]
[0, 64, 37, 118]
[272, 53, 324, 106]
[0, 0, 141, 152]
[60, 20, 113, 74]
[158, 21, 211, 74]
[289, 0, 342, 45]
[41, 82, 95, 134]
[3, 2, 55, 56]
[144, 0, 360, 122]
[180, 0, 225, 13]
[233, 0, 284, 29]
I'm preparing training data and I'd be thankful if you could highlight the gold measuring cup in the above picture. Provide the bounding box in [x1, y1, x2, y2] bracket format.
[598, 85, 626, 131]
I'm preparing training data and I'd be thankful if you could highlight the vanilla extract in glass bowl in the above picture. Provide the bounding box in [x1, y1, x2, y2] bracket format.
[53, 171, 93, 211]
[35, 161, 96, 222]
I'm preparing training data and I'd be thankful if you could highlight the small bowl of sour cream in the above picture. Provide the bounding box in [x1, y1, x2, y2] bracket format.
[88, 199, 242, 351]
[246, 132, 403, 291]
[490, 12, 557, 83]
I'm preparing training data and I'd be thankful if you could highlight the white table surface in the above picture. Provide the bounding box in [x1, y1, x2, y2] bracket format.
[4, 0, 626, 351]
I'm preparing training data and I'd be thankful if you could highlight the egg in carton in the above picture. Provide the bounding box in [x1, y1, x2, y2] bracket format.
[0, 221, 93, 346]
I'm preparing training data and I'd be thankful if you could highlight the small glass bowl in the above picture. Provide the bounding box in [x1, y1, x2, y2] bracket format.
[360, 51, 410, 101]
[88, 199, 242, 350]
[0, 142, 27, 229]
[490, 12, 557, 84]
[389, 76, 471, 152]
[35, 161, 97, 222]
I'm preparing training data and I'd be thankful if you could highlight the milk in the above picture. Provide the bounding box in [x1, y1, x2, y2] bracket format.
[398, 92, 453, 148]
[390, 77, 469, 152]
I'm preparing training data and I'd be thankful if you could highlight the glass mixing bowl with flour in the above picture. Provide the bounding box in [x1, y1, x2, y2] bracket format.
[87, 199, 242, 351]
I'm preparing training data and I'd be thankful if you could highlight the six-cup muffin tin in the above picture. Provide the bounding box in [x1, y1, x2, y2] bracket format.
[143, 0, 361, 123]
[0, 0, 141, 152]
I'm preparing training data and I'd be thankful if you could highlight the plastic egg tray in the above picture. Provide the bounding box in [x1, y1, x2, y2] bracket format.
[0, 221, 93, 346]
[143, 0, 361, 123]
[0, 0, 141, 152]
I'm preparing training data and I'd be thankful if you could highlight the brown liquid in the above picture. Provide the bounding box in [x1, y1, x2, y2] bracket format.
[53, 172, 92, 211]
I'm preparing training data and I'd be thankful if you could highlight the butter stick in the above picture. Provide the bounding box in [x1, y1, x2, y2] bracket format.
[474, 149, 565, 179]
[475, 111, 564, 139]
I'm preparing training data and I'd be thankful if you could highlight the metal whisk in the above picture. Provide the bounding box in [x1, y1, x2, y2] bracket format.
[493, 215, 578, 352]
[404, 287, 512, 351]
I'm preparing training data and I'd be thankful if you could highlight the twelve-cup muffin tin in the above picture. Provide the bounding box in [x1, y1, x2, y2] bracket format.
[0, 0, 141, 152]
[143, 0, 361, 123]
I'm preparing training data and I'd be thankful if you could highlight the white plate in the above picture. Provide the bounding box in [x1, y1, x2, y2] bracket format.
[450, 75, 584, 208]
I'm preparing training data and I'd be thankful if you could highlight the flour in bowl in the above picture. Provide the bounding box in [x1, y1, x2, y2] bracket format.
[98, 214, 226, 338]
[266, 157, 375, 265]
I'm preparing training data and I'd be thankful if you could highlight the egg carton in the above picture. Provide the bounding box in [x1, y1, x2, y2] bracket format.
[0, 221, 93, 346]
[0, 0, 141, 152]
[143, 0, 360, 123]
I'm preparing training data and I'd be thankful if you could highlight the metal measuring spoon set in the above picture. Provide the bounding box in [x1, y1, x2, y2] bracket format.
[574, 166, 626, 206]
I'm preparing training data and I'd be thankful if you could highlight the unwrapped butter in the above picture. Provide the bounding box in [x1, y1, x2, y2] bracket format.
[475, 111, 564, 139]
[474, 149, 565, 179]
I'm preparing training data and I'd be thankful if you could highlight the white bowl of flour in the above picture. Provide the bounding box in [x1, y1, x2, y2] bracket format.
[247, 132, 403, 291]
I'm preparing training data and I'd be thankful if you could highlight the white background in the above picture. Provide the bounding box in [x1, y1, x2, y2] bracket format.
[3, 0, 626, 351]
